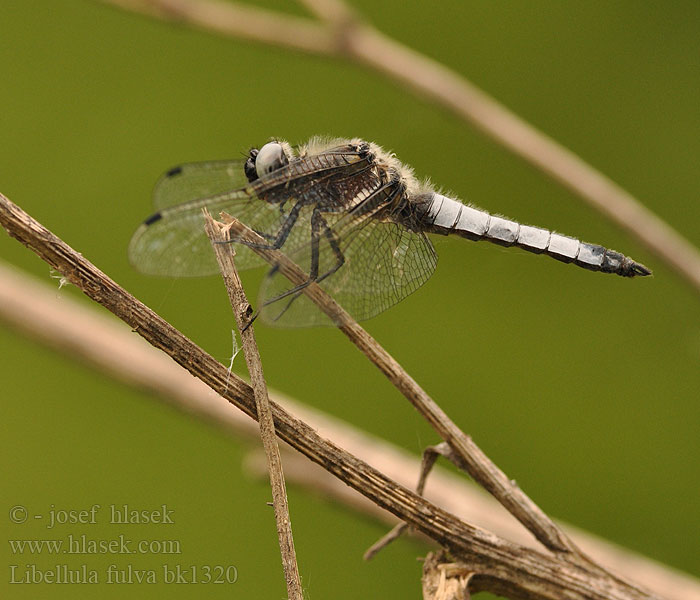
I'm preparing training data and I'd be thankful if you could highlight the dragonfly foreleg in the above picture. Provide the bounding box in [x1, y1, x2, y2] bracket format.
[223, 199, 305, 251]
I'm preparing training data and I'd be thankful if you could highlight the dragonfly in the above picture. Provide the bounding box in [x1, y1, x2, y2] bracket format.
[129, 137, 651, 326]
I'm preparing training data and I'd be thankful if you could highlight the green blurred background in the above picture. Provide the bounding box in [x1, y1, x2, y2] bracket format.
[1, 1, 698, 598]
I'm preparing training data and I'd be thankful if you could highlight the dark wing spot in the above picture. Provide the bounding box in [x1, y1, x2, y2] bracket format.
[144, 212, 163, 226]
[165, 166, 183, 178]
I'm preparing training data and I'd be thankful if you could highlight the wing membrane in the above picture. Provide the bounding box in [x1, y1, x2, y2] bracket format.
[259, 212, 438, 327]
[129, 189, 285, 276]
[153, 160, 250, 210]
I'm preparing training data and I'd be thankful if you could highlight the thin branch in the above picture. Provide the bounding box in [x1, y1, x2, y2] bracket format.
[100, 0, 336, 53]
[297, 0, 354, 24]
[96, 0, 700, 296]
[221, 215, 586, 560]
[0, 260, 696, 600]
[0, 193, 662, 599]
[204, 214, 303, 600]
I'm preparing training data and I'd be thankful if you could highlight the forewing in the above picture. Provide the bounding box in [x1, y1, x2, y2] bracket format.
[129, 189, 286, 276]
[152, 160, 250, 210]
[259, 215, 438, 327]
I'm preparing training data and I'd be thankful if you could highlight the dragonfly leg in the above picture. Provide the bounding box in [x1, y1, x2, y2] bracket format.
[263, 210, 345, 322]
[251, 229, 276, 243]
[240, 309, 259, 333]
[222, 199, 305, 251]
[314, 215, 345, 284]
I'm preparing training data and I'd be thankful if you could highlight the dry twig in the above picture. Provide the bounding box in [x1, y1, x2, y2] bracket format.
[204, 213, 303, 600]
[0, 191, 664, 599]
[96, 0, 700, 295]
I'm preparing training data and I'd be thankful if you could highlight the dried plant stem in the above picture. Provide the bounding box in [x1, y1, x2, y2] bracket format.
[203, 213, 303, 600]
[0, 261, 696, 600]
[1, 192, 662, 600]
[220, 216, 583, 560]
[97, 0, 700, 295]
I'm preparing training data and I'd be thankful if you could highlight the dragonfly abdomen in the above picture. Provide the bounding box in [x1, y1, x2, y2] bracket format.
[423, 193, 651, 277]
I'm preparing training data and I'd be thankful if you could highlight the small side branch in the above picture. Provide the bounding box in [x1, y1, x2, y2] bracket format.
[204, 213, 303, 600]
[364, 442, 445, 560]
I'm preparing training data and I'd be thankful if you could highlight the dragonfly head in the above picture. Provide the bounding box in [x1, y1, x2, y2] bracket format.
[244, 141, 290, 183]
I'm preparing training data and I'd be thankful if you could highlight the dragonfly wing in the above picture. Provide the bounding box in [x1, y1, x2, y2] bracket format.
[152, 159, 250, 210]
[129, 189, 288, 276]
[259, 214, 438, 327]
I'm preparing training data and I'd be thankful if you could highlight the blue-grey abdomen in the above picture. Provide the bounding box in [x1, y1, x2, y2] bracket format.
[422, 193, 650, 277]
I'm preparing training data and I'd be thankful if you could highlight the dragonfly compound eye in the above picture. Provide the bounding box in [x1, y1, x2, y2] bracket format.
[244, 148, 259, 183]
[255, 142, 289, 178]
